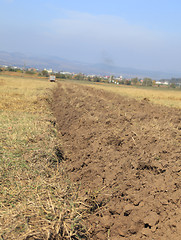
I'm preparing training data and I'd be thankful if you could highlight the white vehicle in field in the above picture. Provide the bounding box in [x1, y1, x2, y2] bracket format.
[49, 75, 56, 82]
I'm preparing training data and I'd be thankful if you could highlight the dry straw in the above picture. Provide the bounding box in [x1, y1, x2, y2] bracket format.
[0, 75, 92, 239]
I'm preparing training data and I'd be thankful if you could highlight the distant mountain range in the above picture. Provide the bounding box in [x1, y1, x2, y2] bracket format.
[0, 51, 180, 79]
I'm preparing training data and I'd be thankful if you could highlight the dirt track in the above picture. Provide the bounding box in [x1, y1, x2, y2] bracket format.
[52, 82, 181, 240]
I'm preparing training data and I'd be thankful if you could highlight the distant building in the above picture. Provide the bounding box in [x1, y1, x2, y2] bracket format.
[28, 68, 37, 72]
[156, 81, 169, 85]
[44, 68, 53, 73]
[163, 82, 169, 85]
[60, 71, 72, 75]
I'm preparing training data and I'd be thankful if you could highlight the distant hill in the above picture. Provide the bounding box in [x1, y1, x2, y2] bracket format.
[0, 51, 181, 79]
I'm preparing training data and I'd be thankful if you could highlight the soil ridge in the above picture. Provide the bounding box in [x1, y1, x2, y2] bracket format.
[52, 83, 181, 240]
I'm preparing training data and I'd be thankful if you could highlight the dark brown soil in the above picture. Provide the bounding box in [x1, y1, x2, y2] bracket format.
[52, 82, 181, 240]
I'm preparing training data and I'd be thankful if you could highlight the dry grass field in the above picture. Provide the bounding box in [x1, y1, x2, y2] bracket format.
[84, 82, 181, 108]
[0, 75, 180, 239]
[0, 75, 90, 240]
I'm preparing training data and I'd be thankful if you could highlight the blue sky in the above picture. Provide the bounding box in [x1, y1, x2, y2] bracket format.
[1, 0, 181, 72]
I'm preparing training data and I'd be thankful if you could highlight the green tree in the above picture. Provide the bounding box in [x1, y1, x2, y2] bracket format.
[170, 83, 176, 88]
[74, 73, 84, 80]
[93, 76, 101, 82]
[124, 79, 131, 85]
[56, 73, 66, 79]
[131, 77, 138, 85]
[7, 67, 18, 72]
[142, 77, 152, 86]
[41, 70, 49, 77]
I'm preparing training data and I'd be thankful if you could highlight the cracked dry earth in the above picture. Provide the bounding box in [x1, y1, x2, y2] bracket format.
[52, 82, 181, 240]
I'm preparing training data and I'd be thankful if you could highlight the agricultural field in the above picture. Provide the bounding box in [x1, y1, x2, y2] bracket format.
[52, 82, 181, 239]
[0, 75, 90, 239]
[74, 80, 181, 109]
[0, 75, 181, 239]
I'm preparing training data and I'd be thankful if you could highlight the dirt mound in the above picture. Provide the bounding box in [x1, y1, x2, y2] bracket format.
[52, 83, 181, 239]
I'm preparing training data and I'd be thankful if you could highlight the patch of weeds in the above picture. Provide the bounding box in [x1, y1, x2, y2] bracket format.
[85, 189, 108, 214]
[54, 145, 64, 163]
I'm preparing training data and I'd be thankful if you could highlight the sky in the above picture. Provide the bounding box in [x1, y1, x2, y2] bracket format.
[1, 0, 181, 72]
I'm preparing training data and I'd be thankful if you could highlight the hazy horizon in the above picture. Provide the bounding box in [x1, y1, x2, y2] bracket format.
[1, 0, 181, 73]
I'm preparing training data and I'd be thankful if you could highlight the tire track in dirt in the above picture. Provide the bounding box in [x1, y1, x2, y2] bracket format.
[52, 82, 181, 240]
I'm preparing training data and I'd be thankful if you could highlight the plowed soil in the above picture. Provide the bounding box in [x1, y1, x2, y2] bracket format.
[52, 82, 181, 240]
